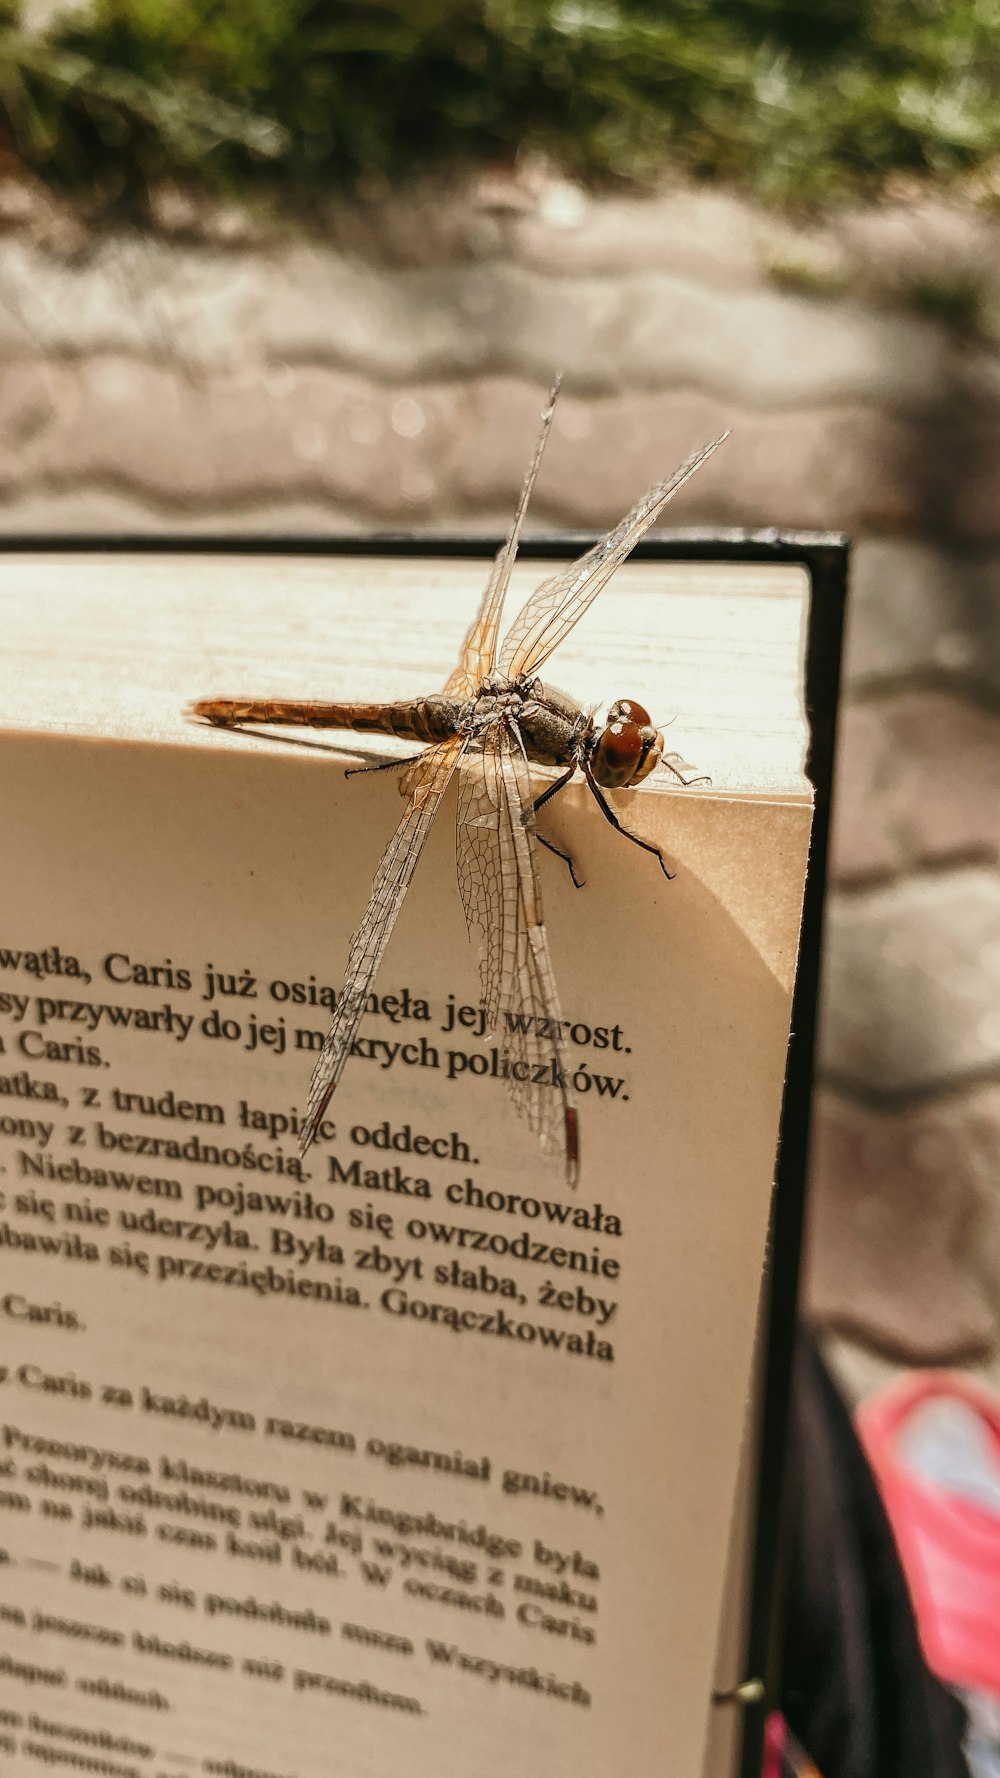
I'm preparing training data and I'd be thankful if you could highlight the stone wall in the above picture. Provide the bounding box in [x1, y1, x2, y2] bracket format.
[3, 176, 998, 1391]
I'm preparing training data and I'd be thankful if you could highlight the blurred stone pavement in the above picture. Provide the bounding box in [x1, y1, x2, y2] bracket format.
[4, 172, 1000, 1398]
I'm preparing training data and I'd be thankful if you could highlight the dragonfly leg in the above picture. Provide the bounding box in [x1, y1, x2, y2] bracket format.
[661, 749, 712, 788]
[530, 766, 585, 889]
[535, 831, 585, 890]
[583, 764, 674, 880]
[345, 752, 425, 780]
[532, 765, 576, 816]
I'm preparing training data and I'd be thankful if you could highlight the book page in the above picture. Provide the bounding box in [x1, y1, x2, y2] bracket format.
[0, 552, 812, 1778]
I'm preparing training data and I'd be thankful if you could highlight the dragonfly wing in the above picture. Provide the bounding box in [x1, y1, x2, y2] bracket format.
[457, 722, 579, 1185]
[456, 731, 511, 1032]
[443, 379, 561, 699]
[498, 431, 728, 680]
[300, 735, 466, 1155]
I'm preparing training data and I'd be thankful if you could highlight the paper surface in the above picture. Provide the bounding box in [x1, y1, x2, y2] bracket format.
[0, 551, 812, 1778]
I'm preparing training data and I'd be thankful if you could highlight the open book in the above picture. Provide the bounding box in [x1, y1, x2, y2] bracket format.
[0, 540, 812, 1778]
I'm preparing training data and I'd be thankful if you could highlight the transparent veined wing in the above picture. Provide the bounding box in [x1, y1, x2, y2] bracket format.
[443, 379, 561, 699]
[456, 721, 579, 1185]
[498, 431, 728, 680]
[456, 731, 513, 1033]
[299, 735, 467, 1156]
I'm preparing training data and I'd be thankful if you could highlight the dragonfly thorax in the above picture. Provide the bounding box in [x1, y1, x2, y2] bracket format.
[465, 681, 663, 785]
[466, 673, 524, 726]
[467, 676, 590, 769]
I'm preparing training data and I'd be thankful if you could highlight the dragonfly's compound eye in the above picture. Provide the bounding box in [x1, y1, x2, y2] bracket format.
[607, 697, 652, 728]
[592, 712, 665, 787]
[631, 731, 663, 784]
[593, 720, 645, 787]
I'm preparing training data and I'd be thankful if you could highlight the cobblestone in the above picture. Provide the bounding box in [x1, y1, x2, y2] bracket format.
[831, 692, 1000, 884]
[0, 353, 983, 537]
[0, 234, 966, 409]
[822, 868, 1000, 1096]
[805, 1089, 998, 1361]
[846, 538, 1000, 700]
[33, 359, 466, 515]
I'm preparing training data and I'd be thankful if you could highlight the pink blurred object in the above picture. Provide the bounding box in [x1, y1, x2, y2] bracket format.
[762, 1711, 786, 1778]
[857, 1371, 1000, 1697]
[761, 1714, 819, 1777]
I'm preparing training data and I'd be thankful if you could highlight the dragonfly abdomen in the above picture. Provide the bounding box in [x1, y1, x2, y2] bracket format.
[191, 696, 463, 744]
[337, 698, 464, 744]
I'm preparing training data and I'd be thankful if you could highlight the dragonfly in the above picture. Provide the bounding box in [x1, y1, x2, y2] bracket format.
[192, 385, 726, 1186]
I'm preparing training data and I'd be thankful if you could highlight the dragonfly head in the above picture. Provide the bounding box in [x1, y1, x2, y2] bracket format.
[590, 699, 663, 788]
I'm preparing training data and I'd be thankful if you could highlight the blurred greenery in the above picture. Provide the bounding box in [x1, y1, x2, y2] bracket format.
[3, 0, 1000, 219]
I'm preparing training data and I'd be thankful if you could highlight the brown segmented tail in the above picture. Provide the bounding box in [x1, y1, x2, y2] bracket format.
[190, 697, 461, 744]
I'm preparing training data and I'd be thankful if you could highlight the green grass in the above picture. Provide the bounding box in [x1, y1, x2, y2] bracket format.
[894, 269, 997, 335]
[4, 0, 1000, 221]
